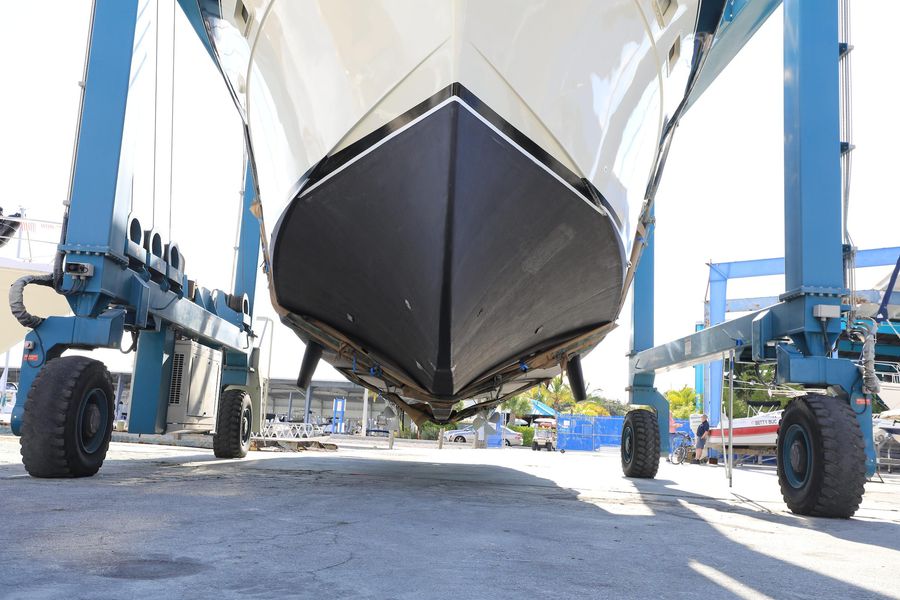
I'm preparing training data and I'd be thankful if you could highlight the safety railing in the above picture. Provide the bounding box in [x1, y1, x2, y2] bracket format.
[0, 214, 63, 263]
[258, 420, 325, 440]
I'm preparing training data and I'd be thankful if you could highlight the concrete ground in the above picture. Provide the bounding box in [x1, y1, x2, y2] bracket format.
[1, 434, 898, 600]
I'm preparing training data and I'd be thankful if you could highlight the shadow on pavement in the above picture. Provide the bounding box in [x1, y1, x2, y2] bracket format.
[0, 443, 894, 599]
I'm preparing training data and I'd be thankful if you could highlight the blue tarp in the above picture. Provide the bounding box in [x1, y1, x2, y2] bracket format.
[557, 415, 693, 452]
[530, 399, 557, 416]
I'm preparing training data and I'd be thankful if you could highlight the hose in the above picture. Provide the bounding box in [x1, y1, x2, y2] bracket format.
[861, 325, 880, 395]
[9, 273, 54, 329]
[851, 320, 880, 395]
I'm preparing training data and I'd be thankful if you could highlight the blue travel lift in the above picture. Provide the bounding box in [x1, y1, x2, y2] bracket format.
[698, 246, 900, 422]
[622, 0, 876, 518]
[9, 0, 263, 476]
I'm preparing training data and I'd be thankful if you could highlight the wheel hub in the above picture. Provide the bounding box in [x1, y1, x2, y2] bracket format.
[623, 426, 633, 460]
[77, 388, 109, 455]
[241, 408, 252, 444]
[790, 439, 808, 475]
[782, 423, 812, 489]
[83, 404, 101, 438]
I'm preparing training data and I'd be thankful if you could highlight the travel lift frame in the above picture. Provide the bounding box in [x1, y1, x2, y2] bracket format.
[623, 0, 875, 518]
[10, 0, 264, 477]
[698, 246, 900, 421]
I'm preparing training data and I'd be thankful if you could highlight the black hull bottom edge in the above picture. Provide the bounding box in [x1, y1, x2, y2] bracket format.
[271, 85, 625, 403]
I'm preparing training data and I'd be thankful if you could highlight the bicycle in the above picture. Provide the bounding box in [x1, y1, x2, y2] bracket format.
[670, 432, 695, 465]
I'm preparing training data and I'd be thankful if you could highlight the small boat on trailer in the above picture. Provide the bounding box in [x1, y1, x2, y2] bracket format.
[707, 410, 782, 450]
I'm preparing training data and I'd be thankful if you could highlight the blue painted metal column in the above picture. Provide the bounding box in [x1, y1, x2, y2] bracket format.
[232, 159, 262, 315]
[693, 323, 705, 412]
[780, 0, 873, 474]
[707, 264, 728, 425]
[128, 327, 176, 434]
[221, 158, 262, 388]
[781, 0, 844, 355]
[629, 207, 670, 454]
[64, 0, 137, 261]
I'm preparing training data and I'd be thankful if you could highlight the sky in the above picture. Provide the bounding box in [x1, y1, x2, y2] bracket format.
[1, 1, 898, 402]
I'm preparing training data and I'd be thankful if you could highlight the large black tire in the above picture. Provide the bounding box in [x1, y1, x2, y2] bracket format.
[532, 442, 538, 451]
[20, 356, 114, 478]
[621, 409, 660, 478]
[213, 389, 252, 459]
[455, 436, 466, 443]
[777, 395, 866, 518]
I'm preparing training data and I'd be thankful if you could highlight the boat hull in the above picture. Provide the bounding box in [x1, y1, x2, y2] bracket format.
[272, 86, 623, 399]
[189, 0, 707, 418]
[708, 412, 782, 449]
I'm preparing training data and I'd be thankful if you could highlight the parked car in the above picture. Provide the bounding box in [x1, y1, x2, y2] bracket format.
[443, 426, 523, 446]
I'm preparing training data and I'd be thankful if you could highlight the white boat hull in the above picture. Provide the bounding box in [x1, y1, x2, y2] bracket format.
[190, 0, 716, 418]
[206, 0, 700, 245]
[879, 381, 900, 412]
[708, 411, 782, 449]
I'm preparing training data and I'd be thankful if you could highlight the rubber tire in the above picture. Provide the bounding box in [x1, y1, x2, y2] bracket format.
[455, 436, 466, 443]
[20, 356, 114, 478]
[213, 389, 252, 459]
[547, 443, 554, 452]
[776, 395, 866, 518]
[621, 409, 660, 478]
[532, 443, 538, 451]
[504, 439, 511, 447]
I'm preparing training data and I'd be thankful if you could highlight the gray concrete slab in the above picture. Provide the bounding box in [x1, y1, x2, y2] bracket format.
[0, 433, 898, 600]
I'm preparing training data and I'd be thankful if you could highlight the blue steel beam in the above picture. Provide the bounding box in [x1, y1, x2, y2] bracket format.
[709, 247, 899, 282]
[724, 291, 883, 319]
[628, 207, 670, 454]
[61, 0, 137, 265]
[685, 0, 783, 112]
[222, 159, 262, 388]
[232, 159, 261, 316]
[781, 0, 844, 355]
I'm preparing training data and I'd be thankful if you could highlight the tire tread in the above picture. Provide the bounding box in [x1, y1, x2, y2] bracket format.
[622, 409, 660, 478]
[20, 356, 113, 478]
[213, 389, 251, 459]
[777, 395, 866, 518]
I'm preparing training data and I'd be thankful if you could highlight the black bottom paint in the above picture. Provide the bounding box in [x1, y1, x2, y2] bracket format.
[271, 88, 624, 400]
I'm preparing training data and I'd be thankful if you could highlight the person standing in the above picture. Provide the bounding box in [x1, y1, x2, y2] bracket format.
[694, 414, 710, 462]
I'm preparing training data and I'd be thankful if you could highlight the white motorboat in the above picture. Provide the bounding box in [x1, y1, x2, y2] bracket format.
[708, 410, 782, 449]
[875, 363, 900, 411]
[185, 0, 745, 422]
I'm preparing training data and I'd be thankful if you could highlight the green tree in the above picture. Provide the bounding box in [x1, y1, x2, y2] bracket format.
[665, 386, 697, 419]
[570, 401, 611, 416]
[544, 375, 575, 411]
[725, 363, 796, 418]
[501, 394, 534, 422]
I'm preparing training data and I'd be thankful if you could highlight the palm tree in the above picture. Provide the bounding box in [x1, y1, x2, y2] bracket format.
[544, 375, 574, 412]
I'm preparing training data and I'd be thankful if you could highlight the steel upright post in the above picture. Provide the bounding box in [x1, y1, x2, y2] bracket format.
[628, 206, 670, 455]
[779, 0, 874, 474]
